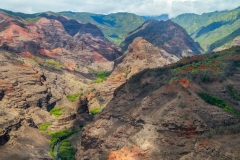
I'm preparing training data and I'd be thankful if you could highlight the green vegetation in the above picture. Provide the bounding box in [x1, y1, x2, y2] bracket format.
[198, 92, 240, 117]
[0, 8, 42, 23]
[60, 12, 144, 45]
[178, 101, 186, 109]
[45, 59, 64, 69]
[90, 106, 103, 115]
[126, 46, 240, 94]
[50, 107, 65, 118]
[200, 123, 240, 139]
[66, 93, 81, 102]
[11, 20, 25, 28]
[172, 7, 240, 52]
[87, 67, 111, 83]
[25, 17, 41, 23]
[38, 122, 52, 133]
[58, 139, 75, 160]
[227, 84, 240, 100]
[93, 71, 111, 83]
[50, 130, 77, 157]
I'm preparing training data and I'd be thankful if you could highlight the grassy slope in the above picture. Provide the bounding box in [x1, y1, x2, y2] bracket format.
[60, 12, 145, 45]
[195, 19, 240, 52]
[172, 7, 240, 52]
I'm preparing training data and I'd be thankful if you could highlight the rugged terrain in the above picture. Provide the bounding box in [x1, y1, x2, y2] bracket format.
[120, 20, 203, 57]
[0, 6, 118, 156]
[59, 12, 145, 45]
[0, 7, 240, 160]
[0, 11, 122, 74]
[86, 37, 179, 110]
[77, 47, 240, 160]
[85, 19, 204, 111]
[172, 7, 240, 52]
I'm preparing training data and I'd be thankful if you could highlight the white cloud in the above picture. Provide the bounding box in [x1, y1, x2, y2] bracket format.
[0, 0, 239, 17]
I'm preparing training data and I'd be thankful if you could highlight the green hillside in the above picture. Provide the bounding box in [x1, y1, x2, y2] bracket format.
[172, 7, 240, 52]
[60, 12, 145, 45]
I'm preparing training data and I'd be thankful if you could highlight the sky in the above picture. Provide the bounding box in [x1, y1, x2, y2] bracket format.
[0, 0, 240, 18]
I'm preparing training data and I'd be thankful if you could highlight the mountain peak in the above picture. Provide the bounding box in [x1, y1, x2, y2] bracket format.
[120, 20, 203, 57]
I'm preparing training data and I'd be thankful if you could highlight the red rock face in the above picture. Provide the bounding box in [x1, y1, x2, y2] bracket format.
[108, 146, 148, 160]
[38, 48, 62, 58]
[0, 13, 122, 73]
[21, 51, 32, 58]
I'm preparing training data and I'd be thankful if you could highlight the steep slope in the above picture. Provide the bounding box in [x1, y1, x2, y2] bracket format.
[0, 10, 123, 159]
[0, 49, 92, 159]
[112, 37, 178, 78]
[59, 12, 145, 45]
[172, 6, 240, 52]
[86, 37, 179, 111]
[0, 51, 57, 159]
[120, 20, 203, 57]
[77, 46, 240, 159]
[0, 11, 122, 74]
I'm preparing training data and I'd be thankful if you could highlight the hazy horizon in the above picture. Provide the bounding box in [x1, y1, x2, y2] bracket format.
[0, 0, 240, 18]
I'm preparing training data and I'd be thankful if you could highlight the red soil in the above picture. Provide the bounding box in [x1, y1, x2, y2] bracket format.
[21, 52, 32, 58]
[181, 55, 205, 63]
[93, 51, 105, 62]
[0, 24, 41, 44]
[108, 146, 146, 160]
[64, 60, 75, 71]
[179, 78, 190, 88]
[38, 48, 62, 58]
[199, 65, 207, 70]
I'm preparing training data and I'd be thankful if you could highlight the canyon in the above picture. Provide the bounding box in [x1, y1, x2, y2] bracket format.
[0, 7, 239, 160]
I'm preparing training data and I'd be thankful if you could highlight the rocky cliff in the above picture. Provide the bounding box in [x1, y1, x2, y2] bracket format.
[86, 37, 179, 111]
[120, 20, 203, 57]
[0, 12, 122, 74]
[77, 47, 240, 159]
[0, 51, 57, 159]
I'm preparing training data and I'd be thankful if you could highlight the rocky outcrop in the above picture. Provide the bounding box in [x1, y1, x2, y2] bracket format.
[0, 12, 122, 75]
[0, 61, 56, 110]
[77, 49, 240, 159]
[57, 114, 77, 125]
[87, 37, 179, 111]
[75, 96, 89, 114]
[0, 56, 58, 159]
[120, 20, 203, 57]
[112, 37, 178, 78]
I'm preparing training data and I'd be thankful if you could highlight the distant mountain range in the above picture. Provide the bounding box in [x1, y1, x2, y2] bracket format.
[59, 11, 145, 45]
[1, 6, 240, 160]
[1, 7, 240, 53]
[172, 6, 240, 52]
[141, 14, 169, 21]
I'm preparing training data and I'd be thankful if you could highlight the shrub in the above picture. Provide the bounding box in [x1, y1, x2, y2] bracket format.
[227, 84, 239, 100]
[90, 106, 103, 115]
[201, 123, 240, 139]
[46, 59, 64, 69]
[49, 130, 77, 157]
[200, 69, 212, 82]
[50, 107, 65, 118]
[198, 92, 240, 117]
[58, 139, 75, 160]
[93, 71, 111, 83]
[66, 93, 81, 102]
[38, 122, 52, 133]
[178, 101, 186, 108]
